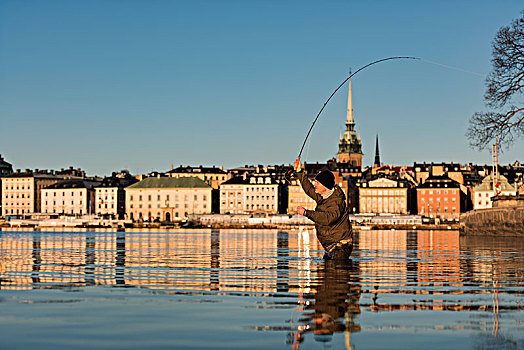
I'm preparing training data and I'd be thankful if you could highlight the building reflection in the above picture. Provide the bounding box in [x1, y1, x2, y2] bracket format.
[0, 229, 522, 311]
[0, 229, 323, 294]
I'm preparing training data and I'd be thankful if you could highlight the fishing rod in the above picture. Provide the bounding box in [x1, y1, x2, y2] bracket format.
[297, 56, 420, 160]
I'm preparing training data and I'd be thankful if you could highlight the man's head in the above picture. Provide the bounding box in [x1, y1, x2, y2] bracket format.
[314, 170, 334, 195]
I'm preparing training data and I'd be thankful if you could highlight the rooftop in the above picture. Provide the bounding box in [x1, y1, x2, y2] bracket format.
[127, 176, 211, 189]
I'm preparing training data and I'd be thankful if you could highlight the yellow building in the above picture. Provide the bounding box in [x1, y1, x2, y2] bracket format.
[125, 176, 212, 221]
[1, 171, 63, 216]
[41, 180, 99, 215]
[287, 177, 316, 215]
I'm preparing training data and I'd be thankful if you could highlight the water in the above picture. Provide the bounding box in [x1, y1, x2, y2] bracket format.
[0, 229, 522, 349]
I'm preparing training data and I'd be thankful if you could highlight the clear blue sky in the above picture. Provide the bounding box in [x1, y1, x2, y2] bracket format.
[1, 0, 523, 176]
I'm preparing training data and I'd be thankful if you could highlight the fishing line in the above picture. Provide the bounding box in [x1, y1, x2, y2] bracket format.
[297, 56, 420, 159]
[419, 58, 484, 77]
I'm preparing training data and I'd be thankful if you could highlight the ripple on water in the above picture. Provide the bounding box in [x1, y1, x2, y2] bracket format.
[0, 229, 522, 349]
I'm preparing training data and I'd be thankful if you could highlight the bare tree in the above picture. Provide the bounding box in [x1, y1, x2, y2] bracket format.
[467, 11, 524, 150]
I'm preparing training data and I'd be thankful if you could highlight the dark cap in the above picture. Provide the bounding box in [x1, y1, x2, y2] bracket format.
[315, 170, 335, 190]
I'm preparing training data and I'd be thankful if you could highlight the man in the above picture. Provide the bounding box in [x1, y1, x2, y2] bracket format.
[294, 157, 353, 261]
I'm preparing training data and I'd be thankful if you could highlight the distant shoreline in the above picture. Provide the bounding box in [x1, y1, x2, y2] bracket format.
[0, 222, 460, 232]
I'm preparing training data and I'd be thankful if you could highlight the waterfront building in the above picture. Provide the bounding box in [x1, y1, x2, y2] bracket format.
[41, 179, 100, 215]
[472, 174, 515, 210]
[125, 176, 212, 221]
[337, 79, 363, 166]
[220, 174, 280, 214]
[416, 175, 464, 220]
[358, 177, 411, 214]
[1, 171, 64, 216]
[95, 171, 138, 219]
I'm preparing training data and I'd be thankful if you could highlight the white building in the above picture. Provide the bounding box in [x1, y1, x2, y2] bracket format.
[1, 171, 63, 216]
[41, 180, 100, 215]
[220, 175, 279, 214]
[125, 176, 212, 221]
[473, 174, 515, 210]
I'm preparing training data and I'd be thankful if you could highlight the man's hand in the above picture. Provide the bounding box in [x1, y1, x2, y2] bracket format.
[297, 206, 306, 216]
[293, 157, 302, 172]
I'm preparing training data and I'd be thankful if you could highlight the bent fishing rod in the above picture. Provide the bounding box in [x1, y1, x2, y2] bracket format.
[297, 56, 420, 160]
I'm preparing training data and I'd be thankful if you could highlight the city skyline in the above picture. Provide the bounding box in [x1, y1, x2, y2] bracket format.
[1, 1, 523, 177]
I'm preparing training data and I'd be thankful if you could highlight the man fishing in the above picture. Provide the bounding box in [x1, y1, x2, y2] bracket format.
[293, 157, 353, 261]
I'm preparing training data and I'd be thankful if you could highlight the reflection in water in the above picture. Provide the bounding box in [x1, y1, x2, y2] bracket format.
[0, 229, 523, 349]
[289, 259, 361, 350]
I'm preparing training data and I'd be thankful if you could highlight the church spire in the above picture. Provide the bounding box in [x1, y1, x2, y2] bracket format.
[346, 78, 354, 125]
[374, 134, 381, 167]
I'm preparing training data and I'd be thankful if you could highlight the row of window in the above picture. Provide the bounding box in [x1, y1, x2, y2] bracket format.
[221, 203, 275, 209]
[130, 203, 206, 209]
[419, 189, 457, 194]
[360, 207, 407, 213]
[360, 189, 405, 196]
[44, 192, 83, 196]
[44, 201, 83, 205]
[3, 186, 32, 190]
[421, 198, 456, 203]
[129, 194, 207, 201]
[246, 195, 275, 201]
[366, 198, 405, 204]
[4, 194, 30, 199]
[99, 204, 115, 209]
[426, 206, 457, 213]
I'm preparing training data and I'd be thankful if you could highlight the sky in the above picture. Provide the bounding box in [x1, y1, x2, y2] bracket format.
[0, 0, 523, 176]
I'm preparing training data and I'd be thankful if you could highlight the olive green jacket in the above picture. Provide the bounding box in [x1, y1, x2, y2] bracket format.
[297, 170, 352, 252]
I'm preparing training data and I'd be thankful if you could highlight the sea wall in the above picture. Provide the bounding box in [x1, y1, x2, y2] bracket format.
[460, 206, 524, 236]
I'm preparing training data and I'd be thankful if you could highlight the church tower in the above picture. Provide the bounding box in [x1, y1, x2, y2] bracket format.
[374, 134, 381, 167]
[337, 79, 363, 166]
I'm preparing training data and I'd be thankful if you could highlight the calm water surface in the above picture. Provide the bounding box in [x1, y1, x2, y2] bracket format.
[0, 229, 522, 349]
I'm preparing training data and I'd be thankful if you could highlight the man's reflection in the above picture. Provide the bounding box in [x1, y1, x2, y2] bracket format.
[289, 259, 361, 349]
